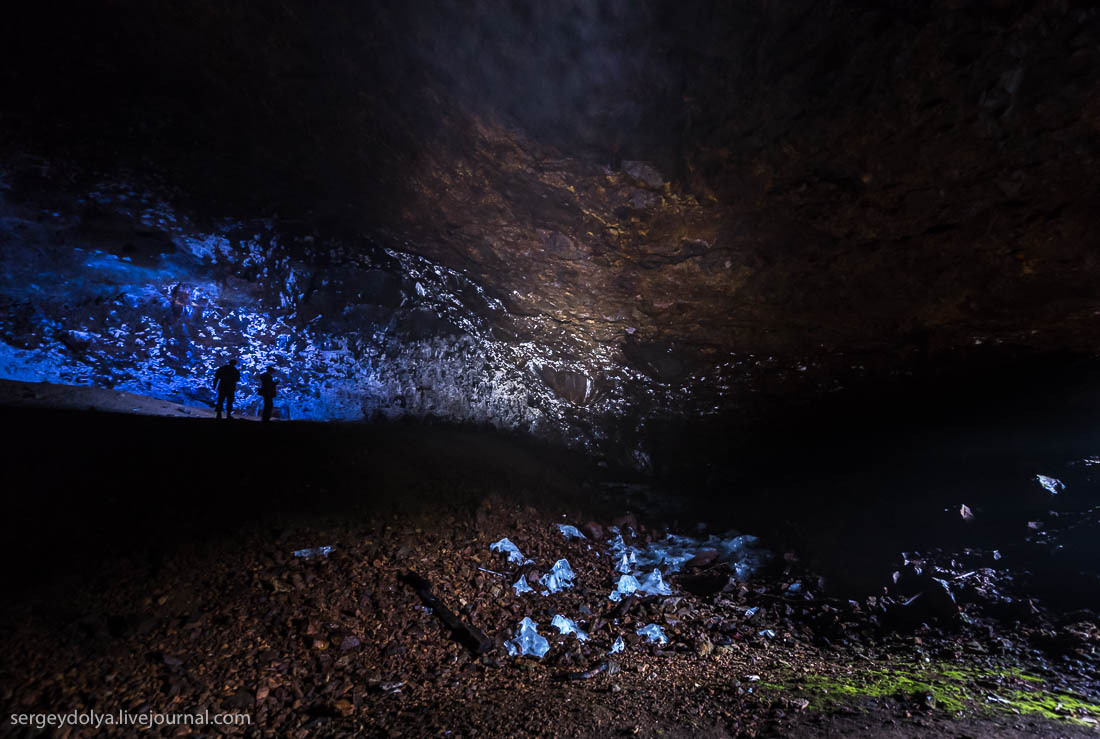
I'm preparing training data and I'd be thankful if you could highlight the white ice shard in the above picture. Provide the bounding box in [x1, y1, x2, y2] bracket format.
[512, 574, 534, 595]
[490, 537, 533, 565]
[637, 568, 674, 596]
[504, 617, 550, 658]
[609, 574, 642, 602]
[557, 524, 586, 540]
[1036, 475, 1064, 495]
[543, 559, 575, 593]
[551, 614, 589, 641]
[292, 545, 333, 558]
[636, 623, 668, 645]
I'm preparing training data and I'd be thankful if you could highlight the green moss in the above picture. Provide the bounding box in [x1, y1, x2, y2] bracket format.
[1006, 689, 1100, 722]
[757, 662, 1100, 726]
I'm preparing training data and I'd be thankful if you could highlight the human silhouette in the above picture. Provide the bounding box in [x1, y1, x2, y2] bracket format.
[257, 368, 278, 422]
[213, 359, 241, 420]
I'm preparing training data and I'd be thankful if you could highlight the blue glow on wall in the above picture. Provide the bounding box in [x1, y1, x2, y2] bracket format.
[0, 170, 648, 451]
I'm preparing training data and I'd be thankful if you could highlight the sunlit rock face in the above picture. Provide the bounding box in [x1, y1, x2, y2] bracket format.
[2, 1, 1100, 457]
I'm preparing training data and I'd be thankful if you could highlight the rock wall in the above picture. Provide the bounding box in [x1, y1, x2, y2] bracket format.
[0, 162, 672, 457]
[3, 0, 1100, 463]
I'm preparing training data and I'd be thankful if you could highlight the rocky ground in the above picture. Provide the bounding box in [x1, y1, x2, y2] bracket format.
[1, 391, 1099, 737]
[0, 380, 222, 419]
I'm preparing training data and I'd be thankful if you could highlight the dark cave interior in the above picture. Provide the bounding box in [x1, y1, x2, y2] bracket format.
[2, 1, 1100, 736]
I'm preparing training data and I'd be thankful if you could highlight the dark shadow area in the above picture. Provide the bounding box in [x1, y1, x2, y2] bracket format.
[0, 406, 633, 595]
[3, 350, 1099, 612]
[2, 380, 1098, 736]
[652, 350, 1100, 605]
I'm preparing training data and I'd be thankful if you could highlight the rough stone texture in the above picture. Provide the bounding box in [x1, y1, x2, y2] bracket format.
[2, 0, 1099, 455]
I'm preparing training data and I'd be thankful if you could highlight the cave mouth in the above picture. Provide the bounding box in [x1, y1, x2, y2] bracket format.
[3, 0, 1100, 735]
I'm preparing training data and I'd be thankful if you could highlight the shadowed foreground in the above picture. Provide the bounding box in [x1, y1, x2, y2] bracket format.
[0, 386, 1098, 737]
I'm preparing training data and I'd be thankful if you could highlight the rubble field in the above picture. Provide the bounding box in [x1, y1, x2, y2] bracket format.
[0, 403, 1098, 737]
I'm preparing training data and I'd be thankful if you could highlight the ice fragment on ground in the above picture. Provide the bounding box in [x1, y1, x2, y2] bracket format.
[607, 529, 770, 580]
[615, 550, 637, 574]
[636, 623, 668, 645]
[551, 614, 589, 641]
[609, 636, 625, 654]
[292, 545, 333, 558]
[543, 559, 575, 593]
[759, 629, 776, 639]
[1036, 475, 1064, 495]
[557, 524, 586, 540]
[637, 568, 674, 596]
[504, 617, 550, 658]
[733, 561, 756, 581]
[490, 537, 533, 565]
[512, 574, 534, 595]
[744, 606, 759, 618]
[609, 574, 642, 601]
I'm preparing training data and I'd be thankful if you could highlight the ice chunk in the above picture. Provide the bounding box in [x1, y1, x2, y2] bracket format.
[512, 574, 534, 595]
[504, 617, 550, 658]
[744, 606, 759, 619]
[551, 614, 589, 641]
[557, 524, 586, 540]
[733, 561, 755, 581]
[292, 545, 333, 558]
[609, 635, 625, 654]
[638, 568, 674, 596]
[1036, 475, 1064, 495]
[636, 623, 668, 645]
[609, 574, 641, 601]
[490, 537, 533, 565]
[615, 550, 637, 574]
[607, 529, 770, 580]
[543, 559, 576, 593]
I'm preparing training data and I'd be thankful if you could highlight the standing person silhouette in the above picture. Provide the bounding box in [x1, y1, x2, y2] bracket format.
[213, 359, 241, 420]
[257, 368, 278, 423]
